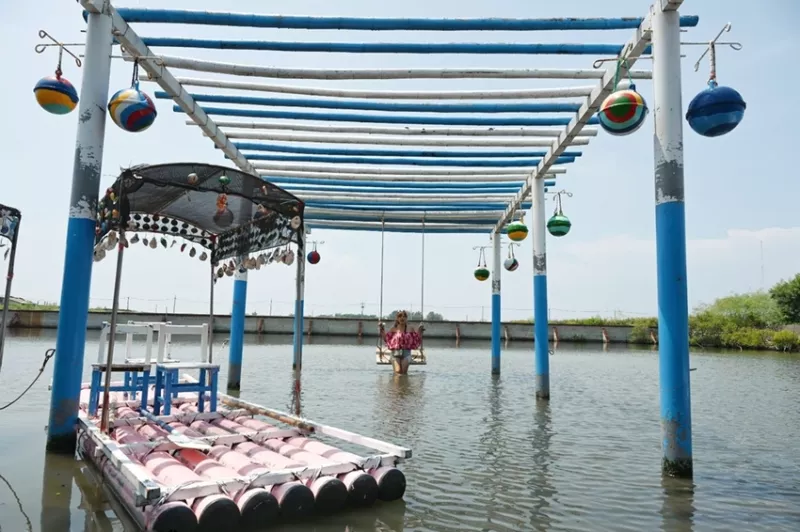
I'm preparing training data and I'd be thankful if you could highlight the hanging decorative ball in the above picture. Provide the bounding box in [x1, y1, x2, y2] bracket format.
[290, 216, 302, 230]
[213, 208, 234, 228]
[34, 76, 79, 115]
[474, 267, 490, 281]
[598, 84, 649, 136]
[307, 250, 321, 264]
[685, 81, 746, 138]
[504, 257, 519, 272]
[547, 214, 572, 237]
[187, 173, 198, 185]
[108, 87, 157, 133]
[506, 220, 529, 242]
[218, 174, 231, 186]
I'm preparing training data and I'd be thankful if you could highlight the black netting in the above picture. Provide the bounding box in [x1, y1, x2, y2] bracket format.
[0, 203, 21, 243]
[94, 163, 304, 262]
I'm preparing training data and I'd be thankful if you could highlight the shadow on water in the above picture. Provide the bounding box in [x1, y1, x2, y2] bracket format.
[659, 477, 696, 532]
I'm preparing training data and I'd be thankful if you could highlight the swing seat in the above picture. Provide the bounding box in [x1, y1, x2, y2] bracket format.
[375, 346, 427, 365]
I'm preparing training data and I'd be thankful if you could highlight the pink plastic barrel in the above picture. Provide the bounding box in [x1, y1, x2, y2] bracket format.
[238, 417, 380, 506]
[206, 445, 315, 520]
[212, 417, 347, 514]
[81, 433, 197, 532]
[114, 426, 241, 532]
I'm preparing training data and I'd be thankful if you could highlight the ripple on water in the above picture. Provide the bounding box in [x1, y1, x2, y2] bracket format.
[1, 335, 800, 531]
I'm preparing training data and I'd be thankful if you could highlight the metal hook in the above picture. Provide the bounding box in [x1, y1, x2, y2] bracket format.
[34, 30, 82, 68]
[690, 23, 742, 74]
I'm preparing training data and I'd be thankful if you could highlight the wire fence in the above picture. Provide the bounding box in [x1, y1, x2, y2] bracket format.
[10, 295, 658, 323]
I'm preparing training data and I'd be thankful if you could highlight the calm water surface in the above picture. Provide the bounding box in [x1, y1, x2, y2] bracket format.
[0, 329, 799, 531]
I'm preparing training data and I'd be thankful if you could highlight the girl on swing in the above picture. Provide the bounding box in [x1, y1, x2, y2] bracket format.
[379, 310, 424, 375]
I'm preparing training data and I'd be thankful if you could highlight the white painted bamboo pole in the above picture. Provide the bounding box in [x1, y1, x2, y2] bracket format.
[135, 55, 653, 80]
[188, 121, 599, 137]
[304, 208, 523, 221]
[150, 76, 631, 100]
[214, 130, 591, 147]
[251, 162, 566, 176]
[294, 191, 516, 201]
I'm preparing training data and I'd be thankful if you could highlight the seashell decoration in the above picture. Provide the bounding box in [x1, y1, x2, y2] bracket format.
[149, 238, 157, 249]
[199, 251, 208, 261]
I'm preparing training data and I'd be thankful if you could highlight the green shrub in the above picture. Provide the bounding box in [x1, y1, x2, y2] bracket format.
[629, 322, 653, 344]
[720, 328, 774, 350]
[772, 330, 800, 352]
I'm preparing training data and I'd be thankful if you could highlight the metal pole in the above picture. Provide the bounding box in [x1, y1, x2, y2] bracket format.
[653, 0, 692, 479]
[420, 215, 426, 320]
[0, 217, 21, 371]
[491, 231, 502, 374]
[292, 231, 306, 370]
[47, 9, 113, 453]
[208, 260, 215, 364]
[533, 182, 550, 400]
[100, 230, 125, 433]
[227, 258, 248, 390]
[379, 216, 385, 323]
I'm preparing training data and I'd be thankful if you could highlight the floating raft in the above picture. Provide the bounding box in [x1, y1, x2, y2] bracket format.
[77, 381, 411, 532]
[375, 346, 427, 365]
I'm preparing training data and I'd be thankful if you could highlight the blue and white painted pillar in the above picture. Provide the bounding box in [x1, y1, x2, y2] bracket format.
[652, 2, 692, 478]
[46, 11, 113, 453]
[292, 231, 306, 371]
[490, 231, 502, 374]
[227, 262, 247, 390]
[532, 177, 550, 400]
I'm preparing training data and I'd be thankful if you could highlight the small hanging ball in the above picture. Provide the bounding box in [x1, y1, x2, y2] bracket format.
[474, 267, 490, 282]
[108, 87, 157, 133]
[213, 208, 234, 228]
[503, 257, 519, 272]
[685, 82, 746, 138]
[307, 250, 321, 264]
[598, 84, 649, 136]
[547, 214, 572, 237]
[218, 174, 231, 186]
[506, 220, 529, 242]
[34, 76, 79, 115]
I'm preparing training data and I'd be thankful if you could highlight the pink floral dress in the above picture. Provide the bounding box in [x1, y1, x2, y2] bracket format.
[384, 329, 422, 358]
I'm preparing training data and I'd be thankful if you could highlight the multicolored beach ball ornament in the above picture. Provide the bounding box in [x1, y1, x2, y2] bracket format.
[547, 214, 572, 237]
[504, 257, 519, 272]
[307, 250, 321, 264]
[474, 267, 490, 281]
[506, 219, 528, 242]
[34, 75, 79, 115]
[685, 81, 746, 137]
[598, 84, 649, 136]
[108, 86, 157, 133]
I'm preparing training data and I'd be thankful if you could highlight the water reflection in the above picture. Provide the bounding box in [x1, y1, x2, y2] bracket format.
[0, 469, 33, 531]
[40, 452, 74, 532]
[479, 376, 507, 528]
[274, 500, 406, 532]
[373, 372, 426, 450]
[527, 400, 556, 532]
[659, 477, 696, 532]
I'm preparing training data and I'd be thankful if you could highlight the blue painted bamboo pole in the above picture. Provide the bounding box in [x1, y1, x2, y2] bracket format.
[241, 153, 575, 167]
[91, 9, 699, 31]
[47, 11, 114, 452]
[141, 38, 653, 55]
[178, 105, 600, 127]
[288, 186, 526, 195]
[306, 214, 516, 225]
[157, 91, 581, 114]
[232, 141, 581, 158]
[652, 4, 692, 479]
[491, 232, 502, 374]
[532, 180, 549, 400]
[269, 177, 557, 189]
[227, 266, 247, 390]
[293, 232, 306, 371]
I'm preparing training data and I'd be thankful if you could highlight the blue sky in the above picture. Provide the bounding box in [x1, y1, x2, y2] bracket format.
[1, 0, 798, 321]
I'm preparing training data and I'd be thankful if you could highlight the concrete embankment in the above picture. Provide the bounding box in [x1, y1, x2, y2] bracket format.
[5, 310, 651, 344]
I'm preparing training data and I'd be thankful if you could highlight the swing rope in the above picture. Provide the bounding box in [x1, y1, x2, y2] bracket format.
[378, 214, 385, 348]
[419, 215, 426, 350]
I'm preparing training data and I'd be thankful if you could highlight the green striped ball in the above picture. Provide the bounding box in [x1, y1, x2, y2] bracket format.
[547, 214, 572, 237]
[474, 267, 490, 281]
